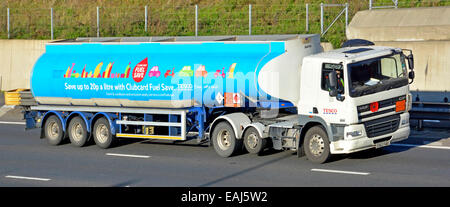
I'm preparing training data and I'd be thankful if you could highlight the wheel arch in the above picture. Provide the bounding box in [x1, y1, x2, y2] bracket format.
[209, 112, 251, 139]
[66, 111, 93, 133]
[90, 112, 118, 135]
[242, 122, 267, 139]
[297, 116, 333, 156]
[40, 110, 66, 139]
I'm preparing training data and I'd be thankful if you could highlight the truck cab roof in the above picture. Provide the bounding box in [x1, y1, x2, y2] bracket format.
[308, 46, 400, 64]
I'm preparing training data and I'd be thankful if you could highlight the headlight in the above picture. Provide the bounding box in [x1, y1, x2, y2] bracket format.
[401, 119, 409, 125]
[346, 130, 362, 138]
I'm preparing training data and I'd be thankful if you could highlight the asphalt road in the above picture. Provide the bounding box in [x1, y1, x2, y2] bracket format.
[0, 114, 449, 187]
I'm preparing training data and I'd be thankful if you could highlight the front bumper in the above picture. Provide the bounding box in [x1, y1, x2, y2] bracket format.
[330, 113, 410, 154]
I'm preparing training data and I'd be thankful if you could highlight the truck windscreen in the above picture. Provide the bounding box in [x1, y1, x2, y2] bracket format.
[347, 53, 408, 97]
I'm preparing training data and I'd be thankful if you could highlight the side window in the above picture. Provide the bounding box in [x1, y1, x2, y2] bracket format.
[321, 63, 344, 93]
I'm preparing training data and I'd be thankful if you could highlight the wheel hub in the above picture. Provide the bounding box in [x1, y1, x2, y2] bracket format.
[96, 124, 109, 143]
[247, 133, 258, 149]
[48, 122, 59, 138]
[309, 134, 325, 156]
[71, 123, 84, 141]
[217, 129, 231, 150]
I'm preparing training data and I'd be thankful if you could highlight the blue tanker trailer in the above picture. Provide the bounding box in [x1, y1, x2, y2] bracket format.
[24, 35, 414, 163]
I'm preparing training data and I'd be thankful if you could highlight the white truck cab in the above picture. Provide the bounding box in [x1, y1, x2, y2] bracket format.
[298, 45, 413, 158]
[208, 39, 415, 164]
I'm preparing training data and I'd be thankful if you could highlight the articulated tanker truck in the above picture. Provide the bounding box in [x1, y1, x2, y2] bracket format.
[23, 34, 415, 163]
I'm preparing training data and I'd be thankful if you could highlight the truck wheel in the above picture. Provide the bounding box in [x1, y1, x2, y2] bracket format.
[303, 126, 331, 164]
[212, 122, 242, 157]
[243, 127, 266, 154]
[44, 115, 64, 145]
[68, 116, 89, 147]
[93, 117, 115, 149]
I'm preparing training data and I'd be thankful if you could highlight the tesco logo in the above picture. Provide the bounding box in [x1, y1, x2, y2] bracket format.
[323, 108, 337, 114]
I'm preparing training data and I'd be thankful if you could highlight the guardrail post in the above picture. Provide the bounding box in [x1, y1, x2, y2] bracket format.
[249, 4, 252, 35]
[50, 8, 54, 40]
[96, 6, 100, 37]
[306, 3, 309, 32]
[195, 5, 198, 36]
[7, 8, 10, 39]
[145, 5, 148, 33]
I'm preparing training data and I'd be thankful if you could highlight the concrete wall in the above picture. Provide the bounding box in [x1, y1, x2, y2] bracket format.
[347, 6, 450, 41]
[374, 41, 450, 94]
[347, 7, 450, 102]
[0, 40, 51, 91]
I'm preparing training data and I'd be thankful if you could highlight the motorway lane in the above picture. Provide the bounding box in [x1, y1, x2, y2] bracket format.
[0, 123, 449, 187]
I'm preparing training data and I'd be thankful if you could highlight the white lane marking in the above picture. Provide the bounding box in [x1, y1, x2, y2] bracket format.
[0, 121, 25, 125]
[5, 175, 51, 181]
[106, 153, 151, 159]
[391, 143, 450, 150]
[311, 169, 370, 176]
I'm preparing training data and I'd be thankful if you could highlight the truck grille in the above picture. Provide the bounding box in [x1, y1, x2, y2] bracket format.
[363, 114, 400, 138]
[357, 95, 406, 121]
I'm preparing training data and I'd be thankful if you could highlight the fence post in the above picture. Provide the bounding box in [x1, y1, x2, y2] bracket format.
[7, 8, 10, 39]
[96, 6, 100, 37]
[50, 8, 54, 40]
[249, 4, 252, 35]
[195, 5, 198, 36]
[345, 3, 348, 28]
[145, 5, 148, 33]
[320, 3, 323, 35]
[305, 3, 309, 32]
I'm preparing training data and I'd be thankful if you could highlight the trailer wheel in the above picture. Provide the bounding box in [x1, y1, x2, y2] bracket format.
[303, 126, 331, 164]
[212, 122, 242, 157]
[44, 115, 64, 146]
[68, 116, 89, 147]
[93, 117, 115, 149]
[243, 127, 266, 154]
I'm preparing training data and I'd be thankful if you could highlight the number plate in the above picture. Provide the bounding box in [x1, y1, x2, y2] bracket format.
[143, 126, 155, 135]
[375, 140, 391, 149]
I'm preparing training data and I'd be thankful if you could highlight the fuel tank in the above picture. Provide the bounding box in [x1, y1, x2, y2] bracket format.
[30, 35, 321, 108]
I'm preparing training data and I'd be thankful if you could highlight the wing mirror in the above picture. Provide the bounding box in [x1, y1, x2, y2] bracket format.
[328, 71, 337, 97]
[407, 54, 414, 70]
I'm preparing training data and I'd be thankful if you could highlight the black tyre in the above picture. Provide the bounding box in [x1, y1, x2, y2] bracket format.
[44, 115, 64, 145]
[68, 116, 89, 147]
[303, 126, 331, 164]
[243, 127, 267, 154]
[93, 117, 115, 149]
[212, 122, 242, 157]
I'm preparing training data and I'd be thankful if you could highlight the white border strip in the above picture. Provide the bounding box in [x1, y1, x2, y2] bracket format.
[311, 169, 370, 176]
[106, 153, 151, 159]
[5, 175, 51, 181]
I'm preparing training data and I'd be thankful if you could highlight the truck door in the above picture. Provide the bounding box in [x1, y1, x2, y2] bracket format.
[317, 63, 349, 125]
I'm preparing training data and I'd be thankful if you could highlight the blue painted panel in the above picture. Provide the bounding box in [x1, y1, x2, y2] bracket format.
[31, 42, 286, 107]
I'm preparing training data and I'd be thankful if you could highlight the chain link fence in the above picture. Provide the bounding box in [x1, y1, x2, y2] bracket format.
[0, 0, 450, 46]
